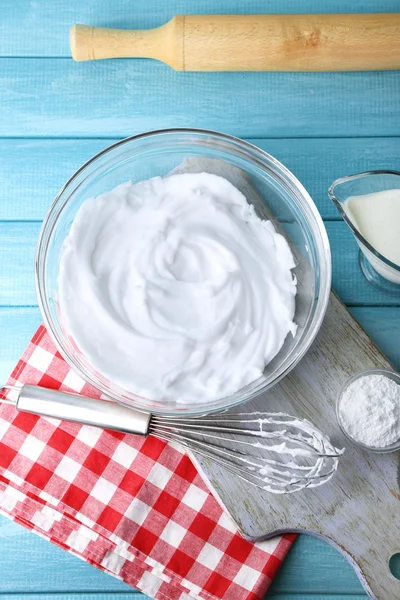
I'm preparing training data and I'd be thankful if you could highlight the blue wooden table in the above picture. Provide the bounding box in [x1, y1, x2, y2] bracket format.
[1, 1, 399, 598]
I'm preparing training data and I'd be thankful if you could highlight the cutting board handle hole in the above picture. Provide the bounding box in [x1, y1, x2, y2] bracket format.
[389, 553, 400, 580]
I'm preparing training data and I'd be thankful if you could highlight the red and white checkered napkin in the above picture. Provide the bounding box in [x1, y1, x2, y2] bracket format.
[0, 325, 295, 600]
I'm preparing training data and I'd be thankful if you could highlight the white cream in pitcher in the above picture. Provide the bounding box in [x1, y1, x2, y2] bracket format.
[58, 173, 297, 403]
[344, 188, 400, 282]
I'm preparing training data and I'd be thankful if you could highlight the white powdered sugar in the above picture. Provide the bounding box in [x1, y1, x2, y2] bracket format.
[339, 374, 400, 448]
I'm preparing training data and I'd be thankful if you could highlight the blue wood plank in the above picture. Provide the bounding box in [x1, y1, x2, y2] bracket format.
[270, 537, 364, 595]
[0, 595, 368, 599]
[1, 137, 400, 221]
[0, 596, 148, 600]
[0, 513, 365, 594]
[1, 221, 400, 307]
[0, 307, 41, 381]
[0, 594, 369, 600]
[350, 307, 400, 369]
[0, 60, 399, 138]
[0, 222, 38, 306]
[1, 0, 399, 56]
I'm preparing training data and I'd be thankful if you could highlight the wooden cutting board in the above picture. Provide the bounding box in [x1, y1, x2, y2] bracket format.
[191, 292, 400, 600]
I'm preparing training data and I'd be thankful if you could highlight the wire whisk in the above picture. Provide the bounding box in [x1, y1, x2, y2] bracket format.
[151, 411, 344, 494]
[1, 384, 344, 494]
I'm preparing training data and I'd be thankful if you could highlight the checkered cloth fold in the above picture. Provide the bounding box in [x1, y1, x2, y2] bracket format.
[0, 325, 295, 599]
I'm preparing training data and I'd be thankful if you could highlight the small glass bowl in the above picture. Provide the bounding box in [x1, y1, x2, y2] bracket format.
[336, 368, 400, 453]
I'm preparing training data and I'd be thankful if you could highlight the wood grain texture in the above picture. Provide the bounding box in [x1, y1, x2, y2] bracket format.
[1, 221, 400, 307]
[194, 294, 400, 599]
[1, 0, 399, 56]
[0, 60, 399, 137]
[71, 14, 400, 71]
[181, 13, 400, 72]
[1, 137, 400, 221]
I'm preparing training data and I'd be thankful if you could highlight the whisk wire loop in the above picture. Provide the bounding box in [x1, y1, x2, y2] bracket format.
[150, 412, 344, 494]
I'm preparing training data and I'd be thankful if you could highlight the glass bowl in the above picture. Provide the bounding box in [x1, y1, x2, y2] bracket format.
[35, 128, 331, 415]
[336, 368, 400, 453]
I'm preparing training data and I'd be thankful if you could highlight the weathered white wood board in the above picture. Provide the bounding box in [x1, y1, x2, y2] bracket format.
[193, 292, 400, 600]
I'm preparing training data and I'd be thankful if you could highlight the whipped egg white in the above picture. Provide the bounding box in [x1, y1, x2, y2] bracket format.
[58, 173, 297, 403]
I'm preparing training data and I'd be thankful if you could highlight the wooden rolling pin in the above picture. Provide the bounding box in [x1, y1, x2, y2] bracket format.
[70, 13, 400, 71]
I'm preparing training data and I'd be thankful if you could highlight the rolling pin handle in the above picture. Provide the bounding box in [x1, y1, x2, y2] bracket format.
[70, 20, 183, 69]
[70, 25, 94, 62]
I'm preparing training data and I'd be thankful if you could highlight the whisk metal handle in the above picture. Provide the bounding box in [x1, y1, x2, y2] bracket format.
[12, 385, 151, 435]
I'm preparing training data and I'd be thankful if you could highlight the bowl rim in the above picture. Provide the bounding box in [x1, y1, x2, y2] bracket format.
[35, 127, 332, 415]
[336, 368, 400, 453]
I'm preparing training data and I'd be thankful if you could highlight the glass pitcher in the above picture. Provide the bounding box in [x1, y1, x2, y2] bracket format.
[328, 170, 400, 294]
